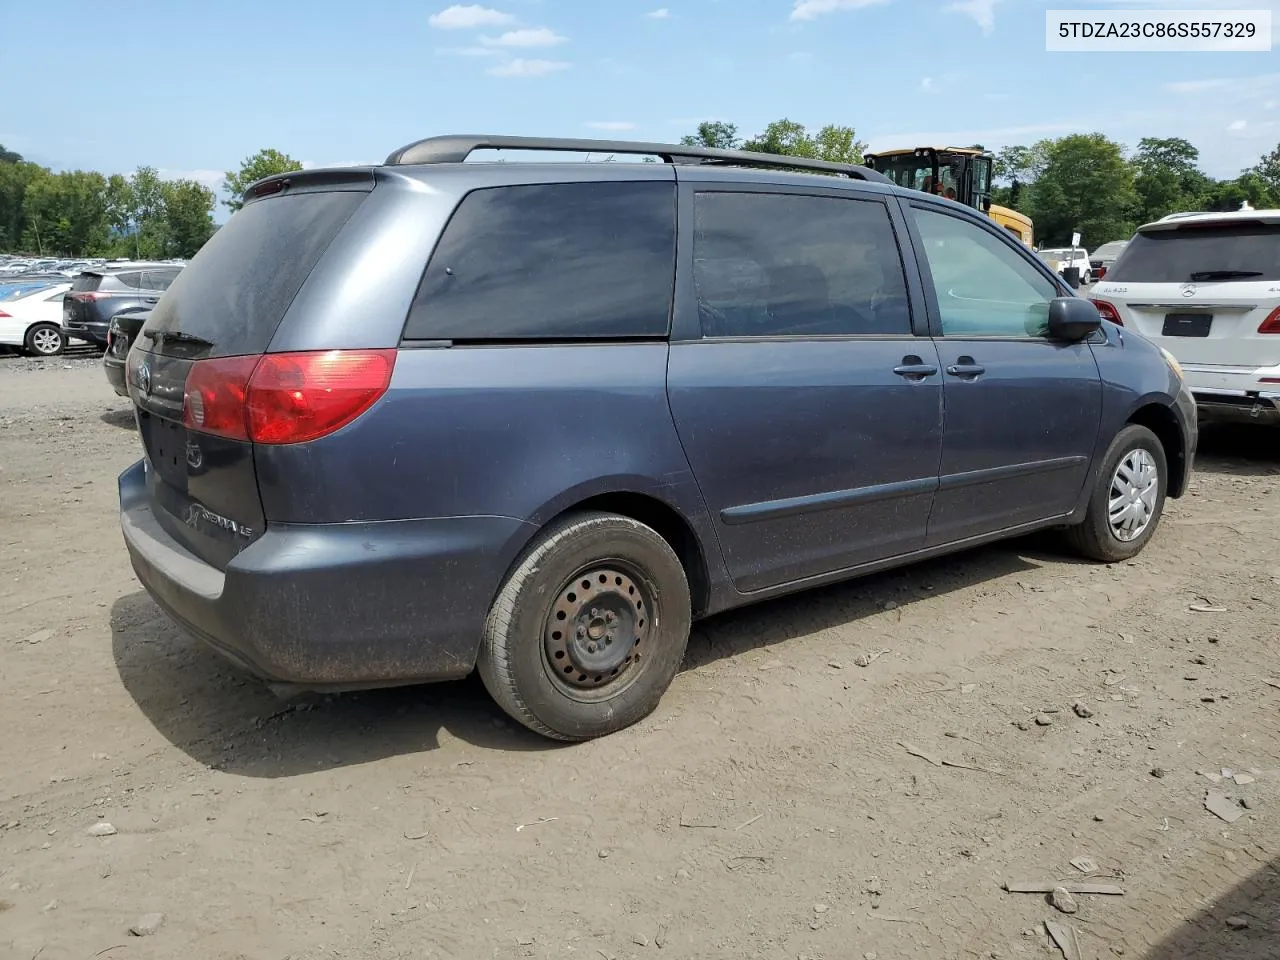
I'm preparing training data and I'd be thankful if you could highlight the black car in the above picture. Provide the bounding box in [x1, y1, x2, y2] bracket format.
[63, 264, 180, 347]
[104, 306, 150, 396]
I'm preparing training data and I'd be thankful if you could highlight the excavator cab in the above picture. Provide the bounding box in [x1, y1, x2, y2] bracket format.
[863, 147, 993, 213]
[864, 146, 1033, 245]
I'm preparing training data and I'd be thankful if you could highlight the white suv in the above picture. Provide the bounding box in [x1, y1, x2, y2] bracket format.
[1038, 247, 1092, 285]
[1090, 209, 1280, 424]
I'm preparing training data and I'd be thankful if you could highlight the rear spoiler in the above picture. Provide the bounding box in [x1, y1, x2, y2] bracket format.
[243, 167, 377, 206]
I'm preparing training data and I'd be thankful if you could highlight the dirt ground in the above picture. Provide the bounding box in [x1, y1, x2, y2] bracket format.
[2, 351, 1278, 960]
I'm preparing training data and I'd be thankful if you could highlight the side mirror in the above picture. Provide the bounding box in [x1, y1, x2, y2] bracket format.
[981, 197, 992, 213]
[1047, 296, 1102, 341]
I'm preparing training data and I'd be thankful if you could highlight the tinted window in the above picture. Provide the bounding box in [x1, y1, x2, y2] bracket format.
[1106, 223, 1280, 283]
[143, 190, 365, 358]
[692, 191, 910, 338]
[115, 271, 143, 289]
[404, 181, 675, 341]
[912, 208, 1057, 338]
[71, 273, 102, 292]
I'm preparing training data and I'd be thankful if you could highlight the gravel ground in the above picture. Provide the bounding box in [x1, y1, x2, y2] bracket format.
[1, 356, 1278, 960]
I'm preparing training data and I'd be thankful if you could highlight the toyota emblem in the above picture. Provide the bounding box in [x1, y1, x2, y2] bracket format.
[136, 362, 152, 395]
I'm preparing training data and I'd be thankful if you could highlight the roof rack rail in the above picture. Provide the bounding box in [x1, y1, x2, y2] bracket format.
[383, 134, 891, 183]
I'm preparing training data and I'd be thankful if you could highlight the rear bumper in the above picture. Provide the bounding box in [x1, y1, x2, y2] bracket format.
[118, 458, 534, 688]
[63, 319, 109, 345]
[1185, 363, 1280, 425]
[103, 353, 128, 396]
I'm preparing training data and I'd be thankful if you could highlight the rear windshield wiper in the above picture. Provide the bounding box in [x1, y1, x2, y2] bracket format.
[1189, 270, 1264, 281]
[148, 330, 215, 347]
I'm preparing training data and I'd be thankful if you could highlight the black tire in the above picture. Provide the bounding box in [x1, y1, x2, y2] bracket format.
[24, 323, 65, 357]
[477, 511, 692, 741]
[1066, 424, 1167, 562]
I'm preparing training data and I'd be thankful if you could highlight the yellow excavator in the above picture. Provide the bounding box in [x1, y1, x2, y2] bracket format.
[863, 146, 1034, 246]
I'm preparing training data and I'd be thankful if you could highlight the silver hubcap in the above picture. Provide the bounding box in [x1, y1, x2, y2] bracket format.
[1108, 448, 1159, 542]
[32, 328, 60, 355]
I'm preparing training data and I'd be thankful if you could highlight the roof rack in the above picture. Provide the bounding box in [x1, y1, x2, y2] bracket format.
[383, 134, 891, 183]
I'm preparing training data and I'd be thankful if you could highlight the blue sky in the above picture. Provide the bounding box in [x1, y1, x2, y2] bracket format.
[2, 0, 1278, 214]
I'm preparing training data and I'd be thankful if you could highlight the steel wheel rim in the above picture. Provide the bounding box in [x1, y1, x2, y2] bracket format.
[1108, 448, 1158, 542]
[32, 328, 60, 355]
[543, 562, 653, 700]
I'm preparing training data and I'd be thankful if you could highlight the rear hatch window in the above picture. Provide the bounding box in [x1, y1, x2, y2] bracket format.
[71, 273, 102, 292]
[140, 189, 367, 358]
[1107, 222, 1280, 283]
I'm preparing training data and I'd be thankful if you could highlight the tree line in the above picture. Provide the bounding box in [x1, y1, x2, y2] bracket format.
[0, 147, 303, 259]
[682, 120, 1280, 246]
[6, 125, 1277, 257]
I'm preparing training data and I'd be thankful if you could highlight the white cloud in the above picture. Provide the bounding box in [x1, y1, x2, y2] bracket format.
[480, 27, 567, 47]
[585, 121, 637, 131]
[647, 7, 671, 18]
[428, 4, 514, 29]
[487, 58, 570, 78]
[790, 0, 889, 22]
[947, 0, 1000, 34]
[920, 76, 934, 92]
[1229, 120, 1249, 132]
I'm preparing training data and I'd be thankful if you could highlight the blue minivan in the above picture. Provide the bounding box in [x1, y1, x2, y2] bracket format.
[118, 135, 1196, 740]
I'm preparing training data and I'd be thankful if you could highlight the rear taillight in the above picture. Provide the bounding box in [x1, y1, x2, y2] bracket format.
[1095, 266, 1107, 279]
[1258, 307, 1280, 334]
[182, 350, 396, 445]
[1090, 299, 1123, 326]
[71, 291, 108, 301]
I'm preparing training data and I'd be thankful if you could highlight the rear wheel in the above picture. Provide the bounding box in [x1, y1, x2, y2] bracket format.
[1066, 424, 1167, 562]
[25, 323, 65, 357]
[477, 511, 692, 741]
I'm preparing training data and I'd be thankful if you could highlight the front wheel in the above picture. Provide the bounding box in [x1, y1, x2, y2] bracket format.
[25, 323, 65, 357]
[477, 511, 692, 741]
[1066, 424, 1167, 562]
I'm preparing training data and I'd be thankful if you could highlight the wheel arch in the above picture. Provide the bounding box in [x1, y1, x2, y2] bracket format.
[506, 488, 714, 619]
[1127, 401, 1187, 497]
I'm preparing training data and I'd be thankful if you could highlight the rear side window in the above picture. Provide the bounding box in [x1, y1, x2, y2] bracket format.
[143, 191, 365, 358]
[692, 191, 911, 338]
[115, 272, 143, 289]
[404, 181, 676, 341]
[71, 273, 102, 292]
[1107, 223, 1280, 283]
[141, 269, 179, 290]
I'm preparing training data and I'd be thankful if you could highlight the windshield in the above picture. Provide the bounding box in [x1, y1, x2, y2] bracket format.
[1106, 222, 1280, 283]
[871, 154, 936, 192]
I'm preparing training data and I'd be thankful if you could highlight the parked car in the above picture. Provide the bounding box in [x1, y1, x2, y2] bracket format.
[62, 263, 181, 347]
[1038, 247, 1093, 284]
[1088, 240, 1129, 281]
[1091, 208, 1280, 424]
[0, 282, 72, 356]
[118, 134, 1196, 742]
[104, 306, 150, 396]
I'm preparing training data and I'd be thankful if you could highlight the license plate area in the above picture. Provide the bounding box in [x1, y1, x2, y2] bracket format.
[1163, 313, 1212, 337]
[139, 411, 191, 489]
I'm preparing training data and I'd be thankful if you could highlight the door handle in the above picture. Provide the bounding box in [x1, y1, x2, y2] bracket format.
[946, 357, 985, 380]
[893, 356, 938, 381]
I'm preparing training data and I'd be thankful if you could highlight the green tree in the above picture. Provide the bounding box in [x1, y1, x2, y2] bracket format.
[681, 121, 740, 150]
[1025, 133, 1138, 246]
[1203, 171, 1279, 212]
[161, 179, 216, 257]
[1130, 136, 1210, 223]
[0, 160, 44, 252]
[1249, 142, 1280, 196]
[740, 119, 867, 166]
[0, 144, 22, 164]
[21, 170, 110, 255]
[223, 148, 304, 212]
